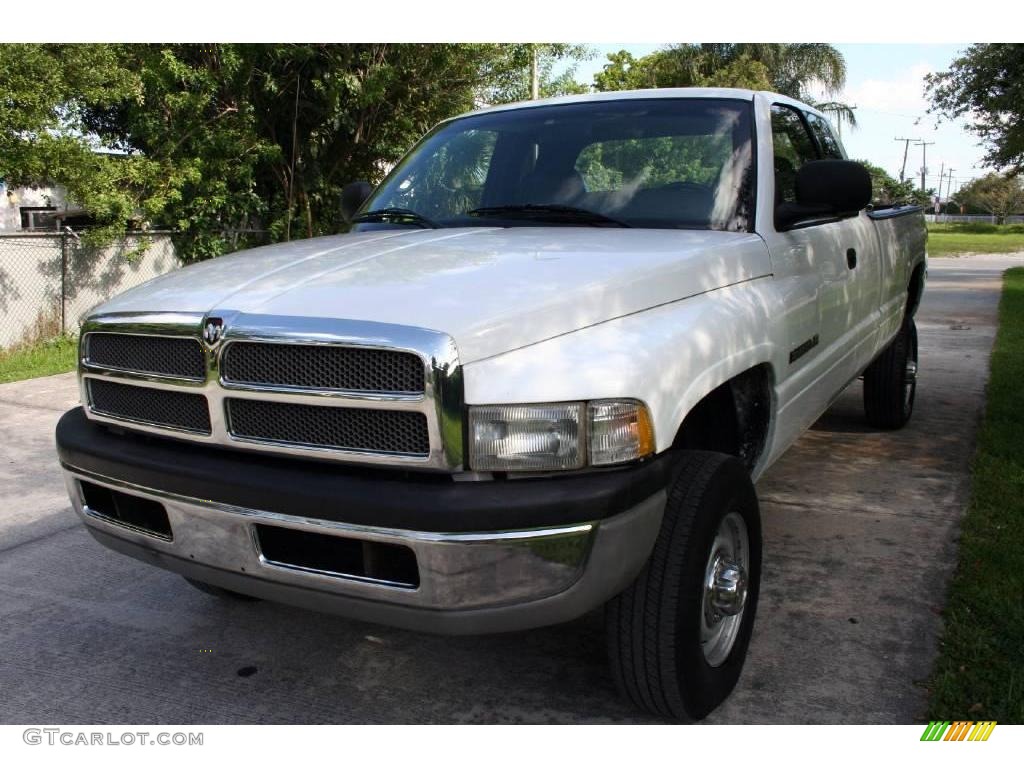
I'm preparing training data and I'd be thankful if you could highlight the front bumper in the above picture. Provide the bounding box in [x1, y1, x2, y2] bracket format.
[57, 408, 669, 634]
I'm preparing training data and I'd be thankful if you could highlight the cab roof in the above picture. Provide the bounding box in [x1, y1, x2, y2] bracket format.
[454, 87, 823, 121]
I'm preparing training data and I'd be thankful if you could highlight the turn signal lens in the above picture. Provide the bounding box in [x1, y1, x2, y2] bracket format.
[588, 400, 655, 466]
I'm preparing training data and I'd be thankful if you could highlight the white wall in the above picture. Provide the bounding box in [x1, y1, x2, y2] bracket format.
[0, 233, 180, 348]
[0, 184, 68, 232]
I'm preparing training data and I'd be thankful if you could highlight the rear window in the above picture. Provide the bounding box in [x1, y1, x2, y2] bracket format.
[575, 134, 734, 192]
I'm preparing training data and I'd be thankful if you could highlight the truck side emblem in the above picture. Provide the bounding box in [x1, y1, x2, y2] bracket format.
[203, 318, 225, 345]
[788, 334, 819, 365]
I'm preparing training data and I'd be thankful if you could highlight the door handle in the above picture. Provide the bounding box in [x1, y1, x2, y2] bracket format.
[846, 248, 857, 270]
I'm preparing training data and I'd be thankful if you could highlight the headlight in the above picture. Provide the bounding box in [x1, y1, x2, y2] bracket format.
[468, 400, 654, 472]
[469, 403, 584, 471]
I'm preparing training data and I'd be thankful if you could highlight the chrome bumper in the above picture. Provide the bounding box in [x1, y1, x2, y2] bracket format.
[62, 465, 665, 634]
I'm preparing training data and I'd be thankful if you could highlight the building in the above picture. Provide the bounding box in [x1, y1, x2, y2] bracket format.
[1, 182, 94, 232]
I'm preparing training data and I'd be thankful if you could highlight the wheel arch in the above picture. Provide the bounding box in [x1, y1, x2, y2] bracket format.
[907, 260, 927, 319]
[669, 356, 776, 475]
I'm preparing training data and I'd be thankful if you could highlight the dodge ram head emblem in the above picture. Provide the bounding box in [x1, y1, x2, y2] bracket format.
[203, 318, 224, 344]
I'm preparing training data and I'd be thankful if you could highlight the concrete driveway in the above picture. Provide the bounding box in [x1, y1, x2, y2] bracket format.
[0, 255, 1017, 724]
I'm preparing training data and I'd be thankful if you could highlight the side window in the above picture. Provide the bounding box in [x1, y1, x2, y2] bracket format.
[770, 104, 818, 204]
[805, 113, 845, 160]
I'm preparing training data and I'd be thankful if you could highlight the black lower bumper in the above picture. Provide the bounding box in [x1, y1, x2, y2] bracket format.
[56, 407, 673, 533]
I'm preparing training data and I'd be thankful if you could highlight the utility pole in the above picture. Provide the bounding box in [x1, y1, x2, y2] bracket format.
[530, 45, 539, 100]
[944, 168, 956, 215]
[895, 137, 919, 183]
[915, 141, 935, 192]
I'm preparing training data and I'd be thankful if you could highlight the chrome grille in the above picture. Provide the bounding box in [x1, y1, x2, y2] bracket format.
[78, 313, 463, 469]
[226, 399, 429, 456]
[221, 342, 425, 393]
[86, 333, 205, 380]
[89, 379, 211, 434]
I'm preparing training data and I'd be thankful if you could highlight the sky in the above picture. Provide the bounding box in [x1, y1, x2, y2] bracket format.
[567, 44, 983, 199]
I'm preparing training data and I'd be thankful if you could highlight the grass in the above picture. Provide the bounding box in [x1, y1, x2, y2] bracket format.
[927, 267, 1024, 723]
[0, 334, 79, 384]
[928, 222, 1024, 257]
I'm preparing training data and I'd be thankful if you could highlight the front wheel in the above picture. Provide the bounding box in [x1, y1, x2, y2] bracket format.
[606, 451, 762, 721]
[863, 317, 918, 429]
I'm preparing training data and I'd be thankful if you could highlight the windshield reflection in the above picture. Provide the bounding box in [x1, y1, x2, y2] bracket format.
[358, 98, 755, 232]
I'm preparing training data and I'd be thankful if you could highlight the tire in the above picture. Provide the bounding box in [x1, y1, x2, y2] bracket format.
[863, 316, 918, 429]
[183, 577, 260, 602]
[606, 451, 762, 721]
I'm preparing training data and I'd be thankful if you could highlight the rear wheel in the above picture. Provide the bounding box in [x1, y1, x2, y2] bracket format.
[606, 451, 762, 721]
[863, 317, 918, 429]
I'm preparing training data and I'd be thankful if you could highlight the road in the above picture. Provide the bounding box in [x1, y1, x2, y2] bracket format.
[0, 255, 1016, 724]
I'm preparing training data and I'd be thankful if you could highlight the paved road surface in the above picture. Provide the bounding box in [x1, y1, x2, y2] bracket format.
[0, 255, 1016, 724]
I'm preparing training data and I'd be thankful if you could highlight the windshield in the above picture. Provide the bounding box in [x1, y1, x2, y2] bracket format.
[357, 98, 755, 232]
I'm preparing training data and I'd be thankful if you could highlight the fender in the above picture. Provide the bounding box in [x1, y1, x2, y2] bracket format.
[462, 278, 781, 459]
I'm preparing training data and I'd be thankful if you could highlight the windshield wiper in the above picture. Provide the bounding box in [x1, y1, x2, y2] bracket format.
[467, 204, 630, 228]
[352, 207, 439, 229]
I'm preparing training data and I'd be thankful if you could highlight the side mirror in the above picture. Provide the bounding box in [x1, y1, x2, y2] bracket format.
[776, 160, 872, 231]
[340, 181, 374, 224]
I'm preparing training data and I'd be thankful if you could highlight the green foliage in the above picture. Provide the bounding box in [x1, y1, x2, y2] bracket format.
[479, 44, 594, 104]
[927, 44, 1024, 172]
[0, 44, 170, 249]
[0, 334, 78, 384]
[96, 44, 502, 260]
[594, 44, 856, 132]
[383, 128, 497, 220]
[927, 268, 1024, 722]
[855, 159, 932, 206]
[926, 223, 1024, 257]
[953, 173, 1024, 225]
[930, 222, 1024, 235]
[2, 43, 561, 261]
[593, 43, 843, 97]
[575, 134, 730, 191]
[593, 51, 648, 91]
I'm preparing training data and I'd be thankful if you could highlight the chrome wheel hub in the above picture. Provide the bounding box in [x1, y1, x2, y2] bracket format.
[700, 511, 750, 667]
[904, 335, 918, 410]
[905, 359, 918, 383]
[707, 557, 748, 616]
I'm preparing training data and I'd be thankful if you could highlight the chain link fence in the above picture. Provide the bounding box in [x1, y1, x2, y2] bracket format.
[0, 230, 180, 350]
[925, 213, 1024, 224]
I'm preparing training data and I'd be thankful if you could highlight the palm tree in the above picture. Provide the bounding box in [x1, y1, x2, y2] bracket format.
[755, 43, 846, 99]
[607, 44, 858, 132]
[814, 101, 858, 132]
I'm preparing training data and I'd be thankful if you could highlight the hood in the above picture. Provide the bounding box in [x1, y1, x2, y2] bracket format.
[96, 227, 771, 363]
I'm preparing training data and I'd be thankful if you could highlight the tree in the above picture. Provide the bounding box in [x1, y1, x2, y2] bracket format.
[594, 44, 856, 130]
[926, 44, 1024, 172]
[855, 160, 932, 207]
[1, 43, 512, 260]
[954, 173, 1024, 224]
[479, 44, 593, 104]
[0, 44, 177, 249]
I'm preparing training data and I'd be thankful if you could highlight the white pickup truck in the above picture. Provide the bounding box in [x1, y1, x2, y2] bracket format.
[56, 88, 926, 721]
